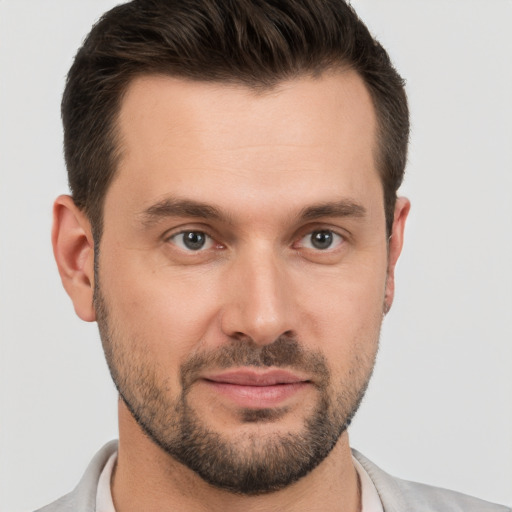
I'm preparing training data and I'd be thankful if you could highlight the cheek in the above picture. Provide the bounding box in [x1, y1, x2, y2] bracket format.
[293, 259, 386, 372]
[297, 258, 387, 329]
[99, 254, 224, 361]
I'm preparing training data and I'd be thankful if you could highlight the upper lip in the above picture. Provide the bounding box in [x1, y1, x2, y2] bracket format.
[202, 369, 309, 386]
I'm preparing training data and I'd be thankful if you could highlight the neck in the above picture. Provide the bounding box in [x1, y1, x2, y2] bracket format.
[112, 401, 360, 512]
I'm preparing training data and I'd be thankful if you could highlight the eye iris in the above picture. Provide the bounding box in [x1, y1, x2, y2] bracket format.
[183, 231, 206, 250]
[311, 230, 333, 250]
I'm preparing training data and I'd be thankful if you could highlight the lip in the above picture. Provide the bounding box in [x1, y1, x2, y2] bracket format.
[204, 369, 309, 386]
[200, 369, 311, 408]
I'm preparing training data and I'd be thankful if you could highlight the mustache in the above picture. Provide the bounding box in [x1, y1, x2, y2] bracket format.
[180, 335, 330, 390]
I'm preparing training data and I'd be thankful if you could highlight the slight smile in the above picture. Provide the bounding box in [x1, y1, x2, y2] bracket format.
[201, 369, 312, 408]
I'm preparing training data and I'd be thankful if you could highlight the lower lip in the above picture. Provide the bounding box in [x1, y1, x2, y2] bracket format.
[202, 380, 310, 408]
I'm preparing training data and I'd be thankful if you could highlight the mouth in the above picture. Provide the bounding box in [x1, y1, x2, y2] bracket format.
[200, 369, 312, 408]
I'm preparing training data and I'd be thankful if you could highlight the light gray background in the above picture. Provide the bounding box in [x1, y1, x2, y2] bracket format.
[1, 1, 511, 511]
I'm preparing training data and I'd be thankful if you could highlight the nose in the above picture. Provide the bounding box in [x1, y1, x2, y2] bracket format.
[220, 248, 296, 345]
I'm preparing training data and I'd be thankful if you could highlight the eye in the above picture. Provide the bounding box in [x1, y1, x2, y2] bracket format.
[298, 229, 344, 251]
[168, 230, 215, 251]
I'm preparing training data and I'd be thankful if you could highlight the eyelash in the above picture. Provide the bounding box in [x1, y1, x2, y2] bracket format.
[166, 230, 220, 252]
[166, 228, 345, 254]
[295, 230, 345, 251]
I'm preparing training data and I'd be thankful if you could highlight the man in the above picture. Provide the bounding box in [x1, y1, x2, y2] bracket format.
[37, 0, 509, 511]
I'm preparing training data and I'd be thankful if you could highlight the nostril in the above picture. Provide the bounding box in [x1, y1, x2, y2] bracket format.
[231, 332, 252, 343]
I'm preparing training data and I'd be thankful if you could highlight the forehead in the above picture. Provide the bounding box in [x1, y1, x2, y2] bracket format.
[116, 70, 376, 161]
[108, 71, 381, 223]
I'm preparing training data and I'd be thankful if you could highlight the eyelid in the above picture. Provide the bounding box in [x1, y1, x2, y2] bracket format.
[162, 223, 349, 255]
[168, 231, 214, 251]
[162, 222, 215, 241]
[295, 229, 345, 251]
[162, 224, 224, 253]
[293, 221, 350, 243]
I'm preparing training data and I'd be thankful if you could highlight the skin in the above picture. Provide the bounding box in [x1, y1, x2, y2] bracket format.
[53, 70, 409, 512]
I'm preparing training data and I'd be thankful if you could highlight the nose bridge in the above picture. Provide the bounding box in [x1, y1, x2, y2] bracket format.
[221, 242, 294, 344]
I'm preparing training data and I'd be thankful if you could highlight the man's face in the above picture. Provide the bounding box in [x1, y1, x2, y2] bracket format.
[93, 71, 404, 494]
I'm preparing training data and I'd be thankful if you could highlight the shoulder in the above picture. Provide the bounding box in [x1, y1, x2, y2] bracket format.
[352, 449, 511, 512]
[34, 440, 118, 512]
[390, 477, 510, 512]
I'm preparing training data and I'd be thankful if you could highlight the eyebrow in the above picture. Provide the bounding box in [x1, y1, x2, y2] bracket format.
[139, 198, 229, 227]
[139, 197, 366, 227]
[299, 200, 367, 221]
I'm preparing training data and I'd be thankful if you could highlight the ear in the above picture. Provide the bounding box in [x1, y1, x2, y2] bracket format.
[384, 197, 410, 314]
[52, 195, 96, 322]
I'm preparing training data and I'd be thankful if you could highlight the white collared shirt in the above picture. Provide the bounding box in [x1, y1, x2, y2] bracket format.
[96, 451, 383, 512]
[96, 451, 117, 512]
[353, 455, 384, 512]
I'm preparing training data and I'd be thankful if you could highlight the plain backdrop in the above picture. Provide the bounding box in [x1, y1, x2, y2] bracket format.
[1, 1, 511, 510]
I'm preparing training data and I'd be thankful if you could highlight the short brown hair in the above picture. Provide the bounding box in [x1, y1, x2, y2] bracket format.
[62, 0, 409, 239]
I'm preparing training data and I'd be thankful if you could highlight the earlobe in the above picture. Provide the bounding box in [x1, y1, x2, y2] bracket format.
[384, 197, 410, 314]
[52, 195, 96, 322]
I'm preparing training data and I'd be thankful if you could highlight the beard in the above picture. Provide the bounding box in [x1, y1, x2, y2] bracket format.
[94, 281, 378, 495]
